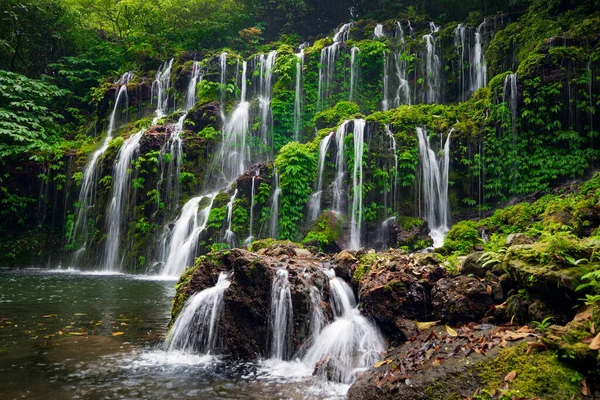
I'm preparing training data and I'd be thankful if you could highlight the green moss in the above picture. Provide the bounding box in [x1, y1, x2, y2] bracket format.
[314, 101, 360, 129]
[353, 253, 377, 283]
[302, 212, 344, 252]
[442, 220, 482, 255]
[248, 238, 303, 252]
[477, 344, 581, 399]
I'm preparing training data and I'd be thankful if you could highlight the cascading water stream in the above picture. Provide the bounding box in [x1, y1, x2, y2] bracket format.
[69, 71, 133, 257]
[317, 22, 353, 111]
[383, 22, 410, 110]
[417, 127, 452, 247]
[301, 269, 385, 384]
[160, 193, 217, 277]
[385, 124, 399, 213]
[152, 59, 174, 120]
[258, 51, 277, 158]
[164, 272, 231, 354]
[349, 120, 366, 250]
[102, 129, 143, 271]
[308, 132, 333, 222]
[220, 61, 249, 184]
[309, 286, 324, 338]
[423, 22, 441, 104]
[269, 169, 281, 239]
[503, 73, 518, 135]
[349, 47, 359, 102]
[270, 269, 294, 360]
[224, 189, 238, 247]
[471, 20, 487, 94]
[332, 121, 350, 213]
[294, 48, 305, 141]
[373, 23, 384, 38]
[166, 61, 202, 207]
[244, 171, 259, 246]
[219, 52, 227, 121]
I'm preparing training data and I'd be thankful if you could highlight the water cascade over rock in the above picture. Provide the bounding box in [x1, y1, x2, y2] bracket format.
[160, 193, 217, 277]
[308, 132, 334, 222]
[318, 22, 353, 110]
[69, 71, 133, 264]
[224, 189, 238, 247]
[349, 119, 366, 250]
[417, 127, 452, 247]
[269, 269, 294, 360]
[423, 22, 441, 104]
[164, 272, 231, 353]
[349, 47, 360, 102]
[301, 269, 385, 384]
[294, 47, 305, 140]
[269, 170, 281, 238]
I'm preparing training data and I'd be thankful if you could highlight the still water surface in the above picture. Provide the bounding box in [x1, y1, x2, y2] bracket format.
[0, 269, 346, 399]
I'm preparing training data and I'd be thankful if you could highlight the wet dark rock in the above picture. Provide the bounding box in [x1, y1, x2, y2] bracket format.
[185, 101, 222, 134]
[333, 250, 358, 282]
[431, 276, 494, 324]
[140, 125, 169, 153]
[389, 218, 433, 250]
[236, 163, 271, 198]
[171, 245, 332, 359]
[461, 251, 488, 277]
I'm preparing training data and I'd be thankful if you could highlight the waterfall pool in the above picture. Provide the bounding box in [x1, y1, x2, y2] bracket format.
[0, 269, 348, 399]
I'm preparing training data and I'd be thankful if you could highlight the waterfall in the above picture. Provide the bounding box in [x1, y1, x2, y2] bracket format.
[244, 170, 259, 246]
[102, 129, 143, 271]
[152, 59, 174, 120]
[166, 61, 202, 208]
[385, 124, 398, 212]
[269, 170, 281, 239]
[223, 189, 238, 248]
[258, 51, 277, 158]
[270, 269, 294, 360]
[301, 269, 385, 383]
[454, 24, 468, 102]
[220, 61, 249, 184]
[164, 272, 231, 354]
[219, 52, 227, 120]
[373, 23, 384, 38]
[407, 20, 415, 39]
[503, 73, 518, 134]
[455, 21, 490, 100]
[379, 216, 396, 249]
[317, 22, 353, 111]
[294, 48, 305, 141]
[423, 22, 441, 104]
[160, 193, 217, 277]
[471, 20, 487, 94]
[309, 286, 324, 338]
[307, 132, 333, 222]
[349, 120, 366, 250]
[69, 71, 133, 254]
[349, 47, 359, 102]
[383, 22, 410, 110]
[332, 121, 350, 213]
[417, 127, 452, 247]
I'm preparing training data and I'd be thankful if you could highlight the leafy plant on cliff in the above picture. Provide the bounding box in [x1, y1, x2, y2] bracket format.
[274, 142, 316, 241]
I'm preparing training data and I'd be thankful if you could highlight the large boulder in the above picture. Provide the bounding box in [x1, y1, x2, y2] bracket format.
[354, 250, 447, 343]
[389, 217, 433, 250]
[431, 276, 494, 324]
[170, 245, 332, 359]
[348, 325, 581, 400]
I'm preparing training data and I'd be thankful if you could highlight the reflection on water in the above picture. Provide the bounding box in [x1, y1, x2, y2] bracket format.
[0, 269, 346, 399]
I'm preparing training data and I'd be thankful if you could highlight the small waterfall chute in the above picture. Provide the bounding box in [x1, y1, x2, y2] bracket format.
[417, 127, 452, 247]
[164, 272, 231, 354]
[269, 169, 281, 239]
[301, 269, 385, 384]
[308, 132, 333, 222]
[349, 119, 366, 250]
[270, 269, 294, 360]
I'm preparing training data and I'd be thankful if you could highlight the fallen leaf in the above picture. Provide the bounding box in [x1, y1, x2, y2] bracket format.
[588, 332, 600, 350]
[415, 320, 440, 331]
[432, 357, 442, 367]
[374, 359, 392, 368]
[74, 313, 87, 316]
[120, 322, 128, 326]
[58, 330, 63, 335]
[591, 322, 595, 334]
[446, 325, 458, 337]
[574, 305, 593, 321]
[69, 332, 87, 336]
[486, 285, 492, 295]
[582, 379, 591, 396]
[43, 314, 57, 318]
[112, 332, 125, 337]
[504, 370, 517, 382]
